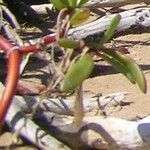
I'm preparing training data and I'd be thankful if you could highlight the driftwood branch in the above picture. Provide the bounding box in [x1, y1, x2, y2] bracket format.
[85, 0, 150, 8]
[31, 4, 53, 15]
[67, 7, 150, 40]
[0, 83, 70, 150]
[1, 0, 20, 29]
[35, 113, 150, 150]
[17, 92, 128, 116]
[6, 102, 70, 150]
[30, 0, 149, 15]
[17, 6, 150, 43]
[1, 80, 150, 150]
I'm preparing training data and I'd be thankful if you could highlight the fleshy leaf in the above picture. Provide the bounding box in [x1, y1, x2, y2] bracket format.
[70, 8, 90, 26]
[68, 0, 89, 8]
[100, 14, 121, 44]
[101, 50, 146, 93]
[78, 0, 89, 7]
[50, 0, 69, 10]
[61, 54, 94, 93]
[58, 38, 79, 49]
[68, 0, 77, 8]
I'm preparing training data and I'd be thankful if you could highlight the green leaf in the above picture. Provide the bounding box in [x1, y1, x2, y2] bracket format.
[50, 0, 69, 10]
[100, 14, 121, 44]
[68, 0, 89, 8]
[70, 8, 90, 26]
[61, 54, 94, 93]
[101, 50, 146, 93]
[68, 0, 77, 8]
[120, 54, 146, 93]
[101, 52, 135, 84]
[58, 38, 79, 49]
[78, 0, 89, 7]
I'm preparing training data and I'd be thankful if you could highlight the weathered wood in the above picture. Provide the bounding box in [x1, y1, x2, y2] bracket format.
[67, 7, 150, 40]
[1, 3, 21, 29]
[6, 102, 70, 150]
[19, 92, 127, 116]
[31, 4, 53, 15]
[36, 114, 150, 150]
[30, 0, 149, 14]
[1, 78, 150, 150]
[85, 0, 150, 8]
[0, 83, 71, 150]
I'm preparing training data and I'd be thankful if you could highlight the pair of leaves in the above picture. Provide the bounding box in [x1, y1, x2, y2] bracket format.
[58, 9, 146, 93]
[98, 14, 146, 92]
[101, 49, 146, 93]
[50, 0, 90, 26]
[58, 7, 90, 47]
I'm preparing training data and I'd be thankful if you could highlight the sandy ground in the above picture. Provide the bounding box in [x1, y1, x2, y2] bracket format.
[84, 33, 150, 120]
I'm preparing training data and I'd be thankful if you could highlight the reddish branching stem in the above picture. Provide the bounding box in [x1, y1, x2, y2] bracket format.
[0, 50, 21, 124]
[20, 34, 56, 53]
[0, 33, 56, 125]
[0, 36, 22, 124]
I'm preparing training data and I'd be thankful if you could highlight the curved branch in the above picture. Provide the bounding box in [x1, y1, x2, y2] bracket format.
[0, 50, 21, 123]
[0, 36, 22, 124]
[0, 33, 57, 125]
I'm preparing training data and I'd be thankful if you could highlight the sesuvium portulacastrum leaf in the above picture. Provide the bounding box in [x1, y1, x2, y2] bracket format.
[68, 0, 89, 8]
[78, 0, 89, 7]
[61, 54, 94, 93]
[101, 49, 146, 93]
[50, 0, 90, 26]
[70, 8, 90, 26]
[50, 0, 69, 10]
[50, 0, 89, 9]
[68, 0, 78, 8]
[58, 38, 79, 49]
[100, 14, 121, 45]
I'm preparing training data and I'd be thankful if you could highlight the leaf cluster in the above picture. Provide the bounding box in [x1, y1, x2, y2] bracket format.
[50, 0, 146, 94]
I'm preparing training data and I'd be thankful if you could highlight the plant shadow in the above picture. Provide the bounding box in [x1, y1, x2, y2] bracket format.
[92, 64, 150, 77]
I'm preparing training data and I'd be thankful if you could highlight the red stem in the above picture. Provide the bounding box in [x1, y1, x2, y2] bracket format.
[0, 36, 14, 54]
[0, 36, 21, 124]
[20, 45, 40, 53]
[0, 33, 56, 124]
[20, 34, 56, 53]
[0, 50, 21, 123]
[43, 34, 56, 45]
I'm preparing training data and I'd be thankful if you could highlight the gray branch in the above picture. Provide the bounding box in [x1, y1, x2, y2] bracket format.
[67, 7, 150, 40]
[4, 89, 150, 150]
[85, 0, 150, 8]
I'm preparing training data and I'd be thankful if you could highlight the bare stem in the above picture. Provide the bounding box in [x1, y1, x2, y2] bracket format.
[74, 84, 84, 129]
